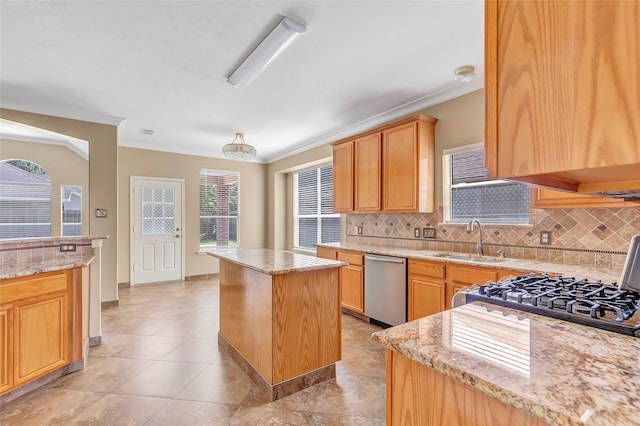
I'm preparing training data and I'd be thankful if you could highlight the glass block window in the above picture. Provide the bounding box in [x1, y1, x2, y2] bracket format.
[0, 160, 51, 239]
[294, 164, 340, 249]
[61, 185, 82, 236]
[200, 169, 239, 248]
[141, 187, 175, 234]
[443, 145, 530, 224]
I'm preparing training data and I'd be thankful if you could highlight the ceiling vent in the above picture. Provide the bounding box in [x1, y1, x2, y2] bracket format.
[139, 128, 155, 136]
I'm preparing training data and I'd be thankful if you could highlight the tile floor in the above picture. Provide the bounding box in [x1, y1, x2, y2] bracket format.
[0, 278, 386, 425]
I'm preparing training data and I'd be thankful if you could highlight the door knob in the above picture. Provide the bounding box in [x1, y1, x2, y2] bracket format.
[175, 234, 180, 238]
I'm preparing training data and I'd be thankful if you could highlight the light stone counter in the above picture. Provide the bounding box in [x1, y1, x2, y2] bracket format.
[0, 256, 95, 280]
[317, 242, 623, 283]
[372, 302, 640, 426]
[206, 248, 346, 275]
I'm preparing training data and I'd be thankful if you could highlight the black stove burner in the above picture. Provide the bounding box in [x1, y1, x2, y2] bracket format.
[469, 273, 640, 337]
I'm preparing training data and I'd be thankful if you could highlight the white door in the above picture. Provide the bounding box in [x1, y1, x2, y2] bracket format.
[131, 177, 184, 285]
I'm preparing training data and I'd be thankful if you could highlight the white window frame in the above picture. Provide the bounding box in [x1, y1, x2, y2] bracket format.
[61, 184, 82, 237]
[443, 143, 530, 225]
[199, 169, 240, 250]
[293, 163, 340, 250]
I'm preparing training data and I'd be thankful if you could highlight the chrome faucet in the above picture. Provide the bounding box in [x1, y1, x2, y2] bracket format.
[466, 219, 484, 256]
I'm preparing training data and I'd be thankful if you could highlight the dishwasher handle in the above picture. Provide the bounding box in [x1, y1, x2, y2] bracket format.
[365, 254, 405, 264]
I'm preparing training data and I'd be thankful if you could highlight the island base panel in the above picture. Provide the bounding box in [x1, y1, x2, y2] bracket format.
[386, 350, 548, 426]
[218, 333, 335, 402]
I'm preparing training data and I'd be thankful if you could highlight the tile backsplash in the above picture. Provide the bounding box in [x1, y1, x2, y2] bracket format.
[345, 206, 640, 269]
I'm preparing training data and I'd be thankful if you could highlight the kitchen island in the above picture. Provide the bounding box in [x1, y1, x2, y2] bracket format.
[206, 249, 345, 401]
[373, 302, 640, 426]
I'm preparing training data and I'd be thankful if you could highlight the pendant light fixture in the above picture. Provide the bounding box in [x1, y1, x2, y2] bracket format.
[222, 132, 257, 161]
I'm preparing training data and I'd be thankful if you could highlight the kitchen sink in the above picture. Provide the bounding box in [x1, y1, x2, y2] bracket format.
[431, 253, 508, 263]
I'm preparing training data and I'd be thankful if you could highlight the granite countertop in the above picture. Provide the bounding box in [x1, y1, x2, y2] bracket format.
[206, 248, 346, 275]
[1, 256, 95, 280]
[317, 242, 622, 283]
[372, 302, 640, 426]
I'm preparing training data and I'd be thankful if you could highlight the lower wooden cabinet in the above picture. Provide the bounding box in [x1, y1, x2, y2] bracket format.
[316, 247, 337, 260]
[446, 266, 499, 310]
[385, 350, 546, 425]
[0, 305, 12, 394]
[408, 259, 446, 321]
[14, 292, 69, 386]
[316, 248, 365, 314]
[337, 251, 364, 314]
[0, 270, 74, 396]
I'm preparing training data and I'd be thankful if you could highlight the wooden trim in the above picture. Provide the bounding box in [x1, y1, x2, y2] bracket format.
[484, 0, 499, 177]
[386, 349, 393, 426]
[71, 267, 83, 362]
[331, 114, 437, 147]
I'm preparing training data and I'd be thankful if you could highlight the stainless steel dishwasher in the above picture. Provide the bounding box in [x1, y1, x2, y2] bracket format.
[364, 254, 407, 327]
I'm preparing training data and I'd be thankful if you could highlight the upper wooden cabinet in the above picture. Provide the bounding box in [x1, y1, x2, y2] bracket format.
[332, 114, 437, 213]
[354, 133, 382, 212]
[530, 188, 638, 209]
[332, 141, 354, 213]
[485, 0, 640, 195]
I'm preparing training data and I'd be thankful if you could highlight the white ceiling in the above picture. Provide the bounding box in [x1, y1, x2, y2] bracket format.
[0, 1, 484, 163]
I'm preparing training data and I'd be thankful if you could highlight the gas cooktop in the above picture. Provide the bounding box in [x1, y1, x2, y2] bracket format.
[462, 274, 640, 337]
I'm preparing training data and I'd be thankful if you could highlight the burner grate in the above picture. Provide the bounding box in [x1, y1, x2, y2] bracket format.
[471, 273, 640, 337]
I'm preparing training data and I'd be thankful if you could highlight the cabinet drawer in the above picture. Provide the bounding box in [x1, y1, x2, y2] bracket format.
[316, 247, 338, 260]
[0, 271, 69, 305]
[450, 267, 498, 286]
[408, 260, 445, 279]
[337, 251, 364, 266]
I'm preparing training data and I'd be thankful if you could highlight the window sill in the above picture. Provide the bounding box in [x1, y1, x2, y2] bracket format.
[292, 247, 317, 256]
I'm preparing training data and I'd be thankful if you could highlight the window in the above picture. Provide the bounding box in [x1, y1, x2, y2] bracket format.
[0, 160, 51, 239]
[294, 164, 340, 249]
[61, 185, 82, 236]
[200, 170, 239, 248]
[443, 144, 529, 224]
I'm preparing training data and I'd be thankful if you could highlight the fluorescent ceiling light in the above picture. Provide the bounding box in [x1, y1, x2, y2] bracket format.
[227, 16, 306, 88]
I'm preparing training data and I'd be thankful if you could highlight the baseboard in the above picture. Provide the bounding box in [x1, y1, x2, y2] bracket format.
[101, 300, 119, 308]
[185, 273, 218, 281]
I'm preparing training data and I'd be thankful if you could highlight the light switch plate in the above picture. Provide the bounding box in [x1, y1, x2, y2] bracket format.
[95, 208, 108, 218]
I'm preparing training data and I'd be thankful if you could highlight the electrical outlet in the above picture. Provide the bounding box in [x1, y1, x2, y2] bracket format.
[540, 231, 551, 245]
[59, 243, 77, 252]
[423, 227, 436, 239]
[414, 228, 421, 238]
[357, 226, 363, 235]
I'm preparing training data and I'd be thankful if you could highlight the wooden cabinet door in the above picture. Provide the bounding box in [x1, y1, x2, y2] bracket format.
[409, 277, 445, 321]
[332, 141, 354, 213]
[14, 292, 70, 386]
[383, 123, 418, 211]
[355, 133, 382, 211]
[340, 265, 364, 313]
[530, 188, 636, 209]
[0, 305, 12, 394]
[486, 0, 640, 187]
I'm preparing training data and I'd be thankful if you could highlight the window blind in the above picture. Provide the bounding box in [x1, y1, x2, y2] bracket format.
[61, 185, 82, 236]
[294, 165, 340, 249]
[444, 148, 529, 224]
[0, 160, 51, 239]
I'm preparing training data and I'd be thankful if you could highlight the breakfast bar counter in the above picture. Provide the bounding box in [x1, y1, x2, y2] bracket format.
[206, 249, 345, 401]
[372, 302, 640, 426]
